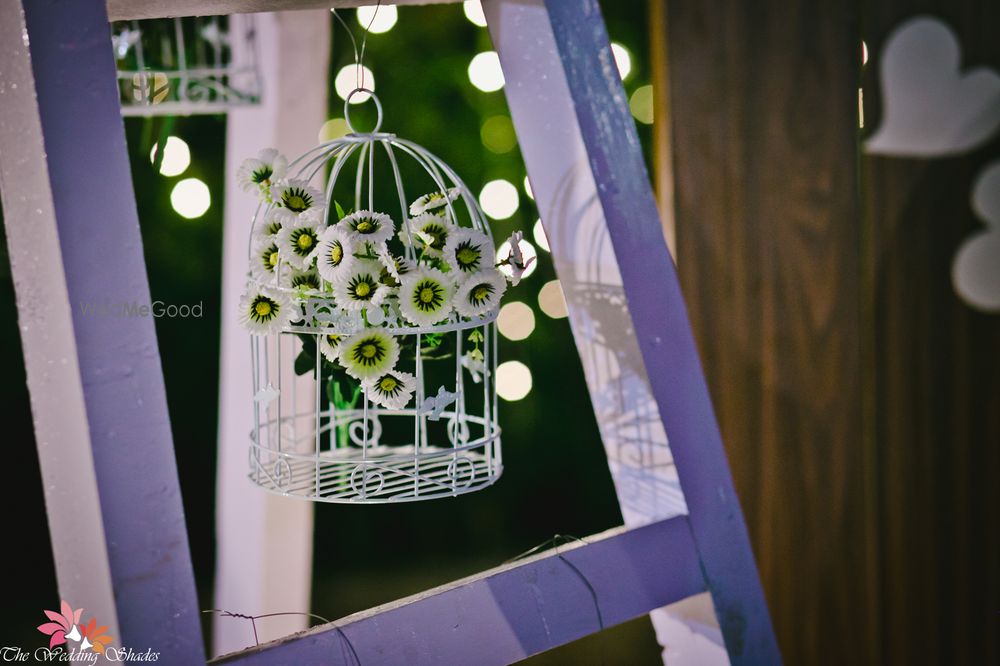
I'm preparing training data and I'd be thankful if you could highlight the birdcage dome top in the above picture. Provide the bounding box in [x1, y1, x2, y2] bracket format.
[240, 90, 528, 340]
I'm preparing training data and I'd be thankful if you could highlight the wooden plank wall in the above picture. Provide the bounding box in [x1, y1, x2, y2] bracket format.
[861, 2, 1000, 665]
[663, 1, 871, 664]
[662, 0, 1000, 663]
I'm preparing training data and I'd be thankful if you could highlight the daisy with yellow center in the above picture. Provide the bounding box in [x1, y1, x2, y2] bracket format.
[252, 208, 285, 245]
[338, 210, 395, 245]
[362, 369, 416, 410]
[409, 187, 461, 217]
[443, 227, 494, 275]
[271, 179, 324, 223]
[286, 268, 321, 293]
[312, 226, 356, 283]
[332, 262, 390, 312]
[398, 266, 454, 327]
[276, 213, 326, 270]
[454, 269, 507, 318]
[401, 213, 455, 256]
[338, 329, 400, 381]
[251, 237, 282, 281]
[318, 333, 342, 363]
[237, 148, 287, 203]
[376, 249, 415, 288]
[238, 286, 292, 334]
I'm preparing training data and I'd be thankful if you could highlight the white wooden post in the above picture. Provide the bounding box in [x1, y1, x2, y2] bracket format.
[213, 10, 331, 655]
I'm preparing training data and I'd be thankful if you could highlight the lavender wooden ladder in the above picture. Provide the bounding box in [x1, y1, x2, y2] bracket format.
[0, 0, 780, 663]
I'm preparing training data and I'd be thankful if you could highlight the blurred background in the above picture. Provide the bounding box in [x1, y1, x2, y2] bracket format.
[2, 1, 999, 664]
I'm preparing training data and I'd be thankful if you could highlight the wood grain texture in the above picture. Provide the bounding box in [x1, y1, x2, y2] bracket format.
[664, 1, 870, 664]
[861, 3, 1000, 664]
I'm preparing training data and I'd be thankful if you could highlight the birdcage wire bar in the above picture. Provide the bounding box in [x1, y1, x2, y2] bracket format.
[247, 91, 502, 503]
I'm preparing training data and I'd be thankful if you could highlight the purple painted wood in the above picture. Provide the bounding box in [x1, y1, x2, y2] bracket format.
[541, 0, 781, 662]
[216, 517, 704, 665]
[21, 0, 205, 661]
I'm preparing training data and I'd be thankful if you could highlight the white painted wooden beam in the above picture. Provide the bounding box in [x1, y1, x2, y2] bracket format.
[0, 1, 120, 645]
[107, 0, 459, 21]
[213, 10, 330, 655]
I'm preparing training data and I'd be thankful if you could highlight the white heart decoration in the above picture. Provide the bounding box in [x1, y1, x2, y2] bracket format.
[866, 16, 1000, 157]
[953, 161, 1000, 311]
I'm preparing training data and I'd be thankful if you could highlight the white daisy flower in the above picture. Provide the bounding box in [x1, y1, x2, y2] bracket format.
[239, 286, 293, 334]
[461, 350, 487, 384]
[338, 210, 395, 245]
[276, 213, 326, 270]
[237, 148, 287, 200]
[409, 188, 461, 217]
[250, 236, 282, 282]
[443, 227, 494, 275]
[318, 332, 343, 363]
[400, 213, 455, 256]
[497, 230, 536, 286]
[253, 208, 285, 243]
[398, 266, 454, 327]
[332, 261, 390, 311]
[454, 269, 507, 318]
[285, 267, 321, 293]
[312, 225, 357, 283]
[271, 179, 325, 220]
[376, 248, 415, 287]
[362, 369, 417, 410]
[338, 329, 401, 381]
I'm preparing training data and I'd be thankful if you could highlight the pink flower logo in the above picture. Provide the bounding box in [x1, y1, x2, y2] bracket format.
[37, 600, 82, 649]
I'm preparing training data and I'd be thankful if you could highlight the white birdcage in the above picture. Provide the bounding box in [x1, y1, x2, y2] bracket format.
[111, 16, 262, 116]
[243, 90, 510, 503]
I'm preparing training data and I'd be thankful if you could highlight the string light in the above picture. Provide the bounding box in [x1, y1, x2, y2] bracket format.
[149, 136, 190, 177]
[171, 178, 211, 219]
[497, 301, 536, 341]
[356, 4, 398, 34]
[496, 361, 532, 401]
[468, 51, 505, 92]
[479, 179, 519, 219]
[463, 0, 487, 27]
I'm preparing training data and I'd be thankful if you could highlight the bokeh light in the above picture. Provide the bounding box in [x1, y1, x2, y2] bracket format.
[496, 237, 538, 280]
[149, 136, 190, 177]
[479, 179, 519, 219]
[538, 279, 568, 318]
[318, 117, 350, 142]
[463, 0, 487, 27]
[496, 361, 532, 401]
[630, 84, 654, 125]
[523, 175, 533, 200]
[481, 115, 517, 154]
[532, 219, 550, 252]
[356, 4, 398, 33]
[611, 42, 632, 80]
[170, 178, 211, 219]
[497, 301, 536, 341]
[335, 65, 375, 103]
[468, 51, 505, 92]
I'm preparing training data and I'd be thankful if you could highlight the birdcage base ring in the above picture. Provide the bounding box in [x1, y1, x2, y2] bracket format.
[248, 442, 502, 504]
